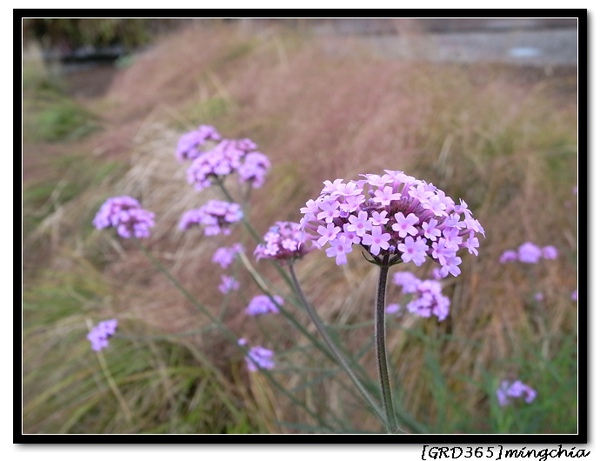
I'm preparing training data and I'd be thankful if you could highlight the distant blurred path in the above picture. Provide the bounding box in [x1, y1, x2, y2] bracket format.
[312, 18, 579, 67]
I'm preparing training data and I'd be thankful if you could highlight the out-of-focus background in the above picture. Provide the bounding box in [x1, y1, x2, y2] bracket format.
[22, 18, 579, 434]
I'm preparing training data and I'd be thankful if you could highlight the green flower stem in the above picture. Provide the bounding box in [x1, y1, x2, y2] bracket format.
[375, 257, 399, 433]
[214, 178, 296, 290]
[92, 336, 133, 423]
[237, 250, 374, 398]
[132, 238, 340, 431]
[219, 179, 373, 385]
[288, 263, 388, 428]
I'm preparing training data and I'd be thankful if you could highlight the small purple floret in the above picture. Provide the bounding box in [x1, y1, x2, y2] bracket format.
[238, 338, 275, 372]
[245, 295, 283, 316]
[496, 380, 537, 406]
[87, 319, 118, 351]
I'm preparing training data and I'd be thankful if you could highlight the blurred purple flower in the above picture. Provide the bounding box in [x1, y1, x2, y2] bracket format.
[393, 271, 421, 293]
[541, 245, 559, 260]
[176, 124, 221, 162]
[212, 243, 244, 269]
[385, 303, 401, 314]
[185, 135, 270, 191]
[180, 200, 243, 235]
[255, 221, 315, 263]
[499, 250, 518, 264]
[237, 338, 275, 372]
[406, 279, 451, 321]
[500, 243, 559, 264]
[497, 380, 537, 406]
[571, 290, 578, 301]
[518, 242, 543, 264]
[87, 319, 118, 351]
[245, 294, 283, 316]
[389, 271, 450, 321]
[93, 196, 155, 239]
[218, 275, 239, 294]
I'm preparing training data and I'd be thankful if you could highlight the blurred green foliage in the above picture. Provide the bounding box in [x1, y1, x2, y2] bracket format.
[23, 18, 182, 51]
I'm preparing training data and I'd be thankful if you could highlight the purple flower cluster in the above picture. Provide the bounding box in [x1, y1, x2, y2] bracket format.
[179, 200, 243, 235]
[87, 319, 118, 351]
[238, 338, 275, 372]
[386, 271, 451, 321]
[496, 380, 537, 406]
[93, 196, 155, 239]
[184, 132, 271, 191]
[218, 275, 240, 294]
[254, 221, 315, 263]
[245, 294, 283, 316]
[176, 124, 222, 162]
[299, 171, 484, 276]
[499, 242, 559, 264]
[212, 243, 244, 269]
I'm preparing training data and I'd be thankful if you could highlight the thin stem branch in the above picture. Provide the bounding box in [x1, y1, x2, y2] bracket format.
[85, 318, 133, 424]
[375, 257, 398, 433]
[132, 238, 340, 431]
[214, 177, 296, 290]
[288, 263, 388, 427]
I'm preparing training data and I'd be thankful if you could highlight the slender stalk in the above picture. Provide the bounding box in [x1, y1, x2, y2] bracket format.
[214, 178, 296, 290]
[288, 263, 388, 427]
[89, 333, 132, 423]
[375, 257, 398, 433]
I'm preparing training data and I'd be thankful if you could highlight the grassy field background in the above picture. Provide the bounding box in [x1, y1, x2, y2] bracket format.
[22, 20, 578, 434]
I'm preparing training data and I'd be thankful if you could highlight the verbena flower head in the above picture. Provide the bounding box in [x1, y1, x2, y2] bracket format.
[185, 135, 271, 191]
[255, 221, 315, 263]
[176, 124, 222, 162]
[245, 294, 283, 316]
[93, 196, 155, 239]
[385, 303, 401, 314]
[389, 271, 450, 321]
[212, 243, 244, 269]
[518, 242, 543, 264]
[218, 275, 239, 294]
[238, 338, 275, 372]
[499, 250, 518, 264]
[496, 380, 537, 406]
[541, 245, 559, 260]
[179, 200, 243, 235]
[87, 319, 118, 351]
[299, 170, 484, 276]
[500, 242, 559, 264]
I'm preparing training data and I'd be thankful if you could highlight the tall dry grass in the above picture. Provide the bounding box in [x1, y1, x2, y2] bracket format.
[23, 20, 578, 433]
